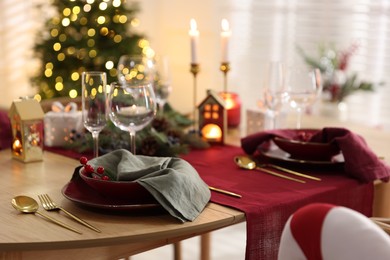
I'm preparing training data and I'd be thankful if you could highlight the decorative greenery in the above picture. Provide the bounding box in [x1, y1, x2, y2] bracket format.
[66, 103, 210, 157]
[297, 43, 380, 102]
[32, 0, 147, 100]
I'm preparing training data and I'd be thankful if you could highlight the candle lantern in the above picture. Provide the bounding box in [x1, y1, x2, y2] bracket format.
[9, 98, 44, 162]
[198, 90, 227, 144]
[219, 92, 241, 127]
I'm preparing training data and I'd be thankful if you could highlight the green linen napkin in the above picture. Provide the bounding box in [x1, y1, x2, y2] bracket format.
[88, 149, 211, 222]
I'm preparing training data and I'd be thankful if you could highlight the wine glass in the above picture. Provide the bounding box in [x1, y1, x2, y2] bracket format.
[108, 82, 157, 154]
[154, 56, 172, 113]
[285, 68, 322, 128]
[81, 71, 107, 158]
[263, 61, 289, 129]
[117, 55, 155, 86]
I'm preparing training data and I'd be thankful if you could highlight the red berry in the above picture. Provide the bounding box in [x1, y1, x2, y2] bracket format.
[79, 156, 88, 165]
[84, 164, 95, 173]
[101, 175, 110, 181]
[96, 166, 105, 175]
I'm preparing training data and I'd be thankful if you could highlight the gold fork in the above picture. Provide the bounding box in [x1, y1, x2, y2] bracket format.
[38, 194, 101, 233]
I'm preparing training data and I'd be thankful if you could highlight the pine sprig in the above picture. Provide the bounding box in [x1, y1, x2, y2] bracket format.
[65, 103, 209, 157]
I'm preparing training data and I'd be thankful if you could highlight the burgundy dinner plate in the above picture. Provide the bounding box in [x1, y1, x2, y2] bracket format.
[62, 175, 161, 212]
[273, 129, 340, 161]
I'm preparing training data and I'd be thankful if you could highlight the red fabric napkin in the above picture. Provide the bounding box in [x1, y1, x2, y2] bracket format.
[241, 128, 390, 183]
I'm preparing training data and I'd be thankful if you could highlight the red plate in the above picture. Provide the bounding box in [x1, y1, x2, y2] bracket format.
[61, 175, 161, 212]
[273, 129, 340, 161]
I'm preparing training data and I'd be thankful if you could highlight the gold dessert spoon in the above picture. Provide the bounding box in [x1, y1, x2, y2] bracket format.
[235, 155, 321, 181]
[234, 155, 305, 183]
[11, 195, 82, 234]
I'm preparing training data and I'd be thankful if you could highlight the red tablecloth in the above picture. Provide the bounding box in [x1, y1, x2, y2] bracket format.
[181, 145, 374, 260]
[47, 145, 374, 260]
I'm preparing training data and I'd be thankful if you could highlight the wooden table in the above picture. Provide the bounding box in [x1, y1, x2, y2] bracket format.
[0, 150, 245, 260]
[1, 114, 390, 260]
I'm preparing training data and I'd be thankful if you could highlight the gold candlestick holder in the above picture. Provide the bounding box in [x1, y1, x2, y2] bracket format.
[220, 62, 230, 92]
[190, 63, 200, 131]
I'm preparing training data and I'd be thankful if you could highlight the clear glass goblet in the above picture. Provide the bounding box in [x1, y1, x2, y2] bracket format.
[117, 55, 155, 86]
[154, 56, 172, 113]
[286, 68, 322, 129]
[263, 61, 289, 129]
[81, 71, 107, 158]
[108, 82, 157, 155]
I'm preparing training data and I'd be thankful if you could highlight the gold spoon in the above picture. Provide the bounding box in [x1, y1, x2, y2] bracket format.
[11, 195, 82, 234]
[234, 155, 305, 183]
[235, 155, 321, 181]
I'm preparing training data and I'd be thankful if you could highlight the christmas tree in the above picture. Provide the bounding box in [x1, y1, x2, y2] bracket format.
[32, 0, 151, 100]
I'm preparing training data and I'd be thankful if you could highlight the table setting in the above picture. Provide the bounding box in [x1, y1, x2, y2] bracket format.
[3, 97, 390, 260]
[4, 53, 390, 260]
[181, 124, 390, 259]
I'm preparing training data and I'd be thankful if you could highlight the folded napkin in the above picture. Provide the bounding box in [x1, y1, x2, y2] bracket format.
[88, 149, 211, 222]
[241, 127, 390, 183]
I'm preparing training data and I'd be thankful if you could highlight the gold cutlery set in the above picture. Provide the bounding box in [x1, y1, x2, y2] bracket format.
[209, 155, 321, 199]
[234, 155, 321, 183]
[12, 194, 100, 234]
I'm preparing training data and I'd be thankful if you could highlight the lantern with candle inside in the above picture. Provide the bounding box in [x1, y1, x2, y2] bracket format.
[219, 92, 241, 127]
[8, 98, 44, 162]
[198, 90, 227, 144]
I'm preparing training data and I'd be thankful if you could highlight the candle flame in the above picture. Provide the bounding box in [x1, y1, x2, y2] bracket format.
[190, 19, 198, 31]
[202, 124, 222, 140]
[221, 19, 230, 32]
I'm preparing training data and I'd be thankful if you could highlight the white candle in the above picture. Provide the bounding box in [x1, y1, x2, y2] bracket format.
[119, 105, 149, 116]
[189, 19, 199, 64]
[221, 19, 231, 63]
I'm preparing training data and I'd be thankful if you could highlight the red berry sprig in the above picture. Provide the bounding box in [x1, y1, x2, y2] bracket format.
[79, 156, 111, 181]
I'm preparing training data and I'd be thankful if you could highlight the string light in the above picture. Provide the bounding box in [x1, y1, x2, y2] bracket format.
[63, 8, 71, 16]
[99, 2, 108, 10]
[62, 18, 70, 26]
[69, 89, 78, 98]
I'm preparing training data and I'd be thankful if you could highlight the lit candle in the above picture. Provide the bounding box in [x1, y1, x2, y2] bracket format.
[219, 92, 241, 127]
[189, 19, 199, 64]
[119, 105, 149, 116]
[202, 124, 222, 142]
[221, 19, 231, 63]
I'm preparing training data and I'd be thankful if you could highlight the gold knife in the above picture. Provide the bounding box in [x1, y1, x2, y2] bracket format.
[208, 186, 242, 198]
[266, 164, 322, 181]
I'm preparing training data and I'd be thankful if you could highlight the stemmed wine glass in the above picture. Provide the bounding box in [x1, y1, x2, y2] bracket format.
[108, 82, 157, 154]
[117, 55, 155, 86]
[285, 68, 322, 128]
[81, 71, 107, 158]
[263, 61, 289, 129]
[154, 56, 172, 113]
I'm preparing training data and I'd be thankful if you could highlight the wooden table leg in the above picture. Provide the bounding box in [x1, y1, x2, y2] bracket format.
[174, 242, 182, 260]
[200, 233, 211, 260]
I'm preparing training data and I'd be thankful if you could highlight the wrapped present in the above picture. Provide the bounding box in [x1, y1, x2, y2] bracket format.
[44, 101, 83, 147]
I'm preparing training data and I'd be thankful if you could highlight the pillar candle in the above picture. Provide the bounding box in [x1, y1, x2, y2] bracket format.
[220, 19, 231, 63]
[189, 19, 199, 64]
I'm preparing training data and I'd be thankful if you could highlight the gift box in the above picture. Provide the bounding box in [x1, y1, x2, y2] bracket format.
[44, 102, 83, 147]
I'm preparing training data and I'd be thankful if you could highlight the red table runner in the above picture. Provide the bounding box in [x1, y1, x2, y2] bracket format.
[181, 145, 374, 260]
[47, 145, 374, 260]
